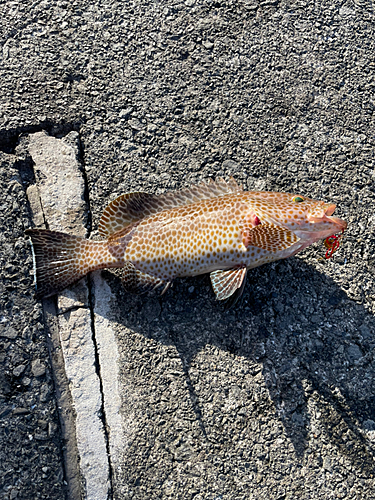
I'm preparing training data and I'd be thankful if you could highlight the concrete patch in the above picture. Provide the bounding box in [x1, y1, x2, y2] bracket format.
[91, 273, 124, 485]
[27, 131, 111, 500]
[28, 131, 87, 235]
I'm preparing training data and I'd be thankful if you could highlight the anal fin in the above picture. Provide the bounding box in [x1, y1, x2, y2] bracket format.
[210, 265, 247, 301]
[121, 262, 171, 295]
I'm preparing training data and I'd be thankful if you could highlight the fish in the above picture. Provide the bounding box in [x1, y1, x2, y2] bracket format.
[25, 177, 347, 304]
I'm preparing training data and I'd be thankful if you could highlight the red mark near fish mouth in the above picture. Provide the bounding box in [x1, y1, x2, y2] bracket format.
[323, 230, 345, 259]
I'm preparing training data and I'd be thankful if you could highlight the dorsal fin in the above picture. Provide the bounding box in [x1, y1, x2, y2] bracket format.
[99, 177, 242, 237]
[99, 192, 156, 237]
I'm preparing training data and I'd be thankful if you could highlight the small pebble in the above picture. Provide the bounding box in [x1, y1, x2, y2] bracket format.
[13, 365, 26, 377]
[31, 359, 46, 377]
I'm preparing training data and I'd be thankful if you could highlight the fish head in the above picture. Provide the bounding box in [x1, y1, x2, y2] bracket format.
[248, 192, 347, 244]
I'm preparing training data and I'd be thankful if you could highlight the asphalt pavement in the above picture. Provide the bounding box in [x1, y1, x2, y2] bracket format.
[0, 1, 374, 499]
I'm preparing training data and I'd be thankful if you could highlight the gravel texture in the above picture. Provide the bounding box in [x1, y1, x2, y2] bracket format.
[1, 0, 375, 499]
[0, 152, 65, 499]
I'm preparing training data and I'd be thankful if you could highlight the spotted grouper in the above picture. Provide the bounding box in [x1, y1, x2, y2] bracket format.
[26, 178, 347, 304]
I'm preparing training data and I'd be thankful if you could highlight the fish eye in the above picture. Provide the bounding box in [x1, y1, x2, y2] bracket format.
[292, 196, 304, 203]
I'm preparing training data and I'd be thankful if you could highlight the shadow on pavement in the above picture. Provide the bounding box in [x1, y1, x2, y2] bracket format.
[99, 256, 375, 477]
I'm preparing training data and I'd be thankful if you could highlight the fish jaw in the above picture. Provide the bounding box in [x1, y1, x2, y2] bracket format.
[306, 203, 347, 237]
[328, 215, 347, 231]
[292, 216, 345, 251]
[322, 203, 347, 231]
[276, 203, 346, 255]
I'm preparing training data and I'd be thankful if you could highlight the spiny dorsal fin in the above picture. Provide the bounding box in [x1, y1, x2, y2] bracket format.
[99, 177, 242, 237]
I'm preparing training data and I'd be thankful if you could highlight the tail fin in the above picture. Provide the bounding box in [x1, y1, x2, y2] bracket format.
[26, 229, 103, 298]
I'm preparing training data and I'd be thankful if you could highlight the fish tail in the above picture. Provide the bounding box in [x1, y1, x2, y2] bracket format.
[26, 229, 113, 298]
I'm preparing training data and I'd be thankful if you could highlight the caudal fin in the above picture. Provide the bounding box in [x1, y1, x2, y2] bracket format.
[26, 229, 104, 298]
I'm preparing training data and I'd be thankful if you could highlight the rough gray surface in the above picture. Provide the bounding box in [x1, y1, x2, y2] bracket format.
[1, 0, 375, 499]
[0, 152, 65, 499]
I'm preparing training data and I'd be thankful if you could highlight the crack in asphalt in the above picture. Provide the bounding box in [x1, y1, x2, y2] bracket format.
[87, 274, 115, 500]
[75, 128, 114, 499]
[21, 127, 115, 500]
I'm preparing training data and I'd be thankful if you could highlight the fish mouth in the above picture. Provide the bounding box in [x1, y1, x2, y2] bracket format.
[328, 215, 347, 231]
[308, 204, 347, 231]
[324, 204, 348, 230]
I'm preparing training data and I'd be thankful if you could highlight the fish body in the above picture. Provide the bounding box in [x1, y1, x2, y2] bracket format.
[26, 178, 347, 303]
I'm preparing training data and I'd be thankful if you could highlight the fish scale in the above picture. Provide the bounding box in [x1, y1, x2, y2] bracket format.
[25, 178, 347, 303]
[124, 194, 272, 279]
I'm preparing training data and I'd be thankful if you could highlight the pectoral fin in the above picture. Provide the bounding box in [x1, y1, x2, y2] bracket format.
[242, 224, 299, 251]
[121, 262, 171, 295]
[210, 265, 247, 301]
